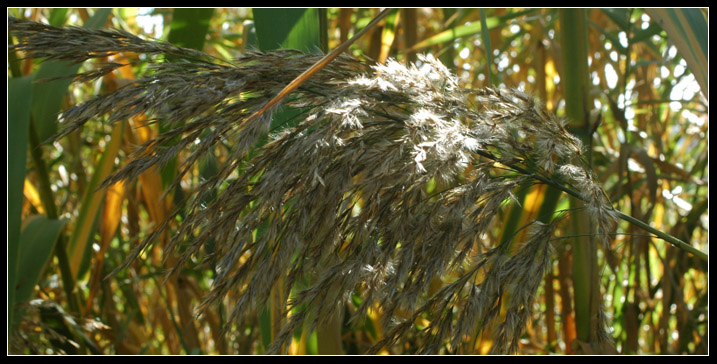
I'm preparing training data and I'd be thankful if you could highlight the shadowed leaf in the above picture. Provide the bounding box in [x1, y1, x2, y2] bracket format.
[14, 216, 69, 309]
[8, 75, 33, 336]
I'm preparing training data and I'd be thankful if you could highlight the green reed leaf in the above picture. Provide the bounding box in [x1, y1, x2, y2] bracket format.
[7, 75, 33, 336]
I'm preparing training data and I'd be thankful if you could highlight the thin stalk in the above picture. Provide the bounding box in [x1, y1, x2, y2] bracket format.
[479, 9, 494, 86]
[474, 150, 708, 262]
[402, 8, 417, 64]
[540, 177, 706, 262]
[497, 181, 530, 247]
[612, 210, 706, 262]
[541, 175, 705, 262]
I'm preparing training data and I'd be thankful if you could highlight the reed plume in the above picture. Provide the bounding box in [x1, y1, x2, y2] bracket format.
[10, 17, 619, 354]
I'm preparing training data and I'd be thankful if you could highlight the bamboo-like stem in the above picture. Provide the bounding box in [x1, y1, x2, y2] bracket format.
[559, 8, 598, 345]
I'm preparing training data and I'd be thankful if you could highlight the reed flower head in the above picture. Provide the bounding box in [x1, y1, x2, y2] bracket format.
[10, 17, 617, 354]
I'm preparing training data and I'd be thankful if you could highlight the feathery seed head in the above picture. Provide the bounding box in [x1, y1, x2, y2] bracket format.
[9, 16, 617, 354]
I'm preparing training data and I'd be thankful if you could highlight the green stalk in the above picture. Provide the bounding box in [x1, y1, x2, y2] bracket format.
[532, 21, 559, 350]
[559, 8, 598, 344]
[612, 210, 707, 262]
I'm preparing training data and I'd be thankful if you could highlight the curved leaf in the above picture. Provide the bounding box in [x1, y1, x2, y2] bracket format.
[167, 8, 214, 52]
[253, 8, 322, 53]
[408, 9, 537, 52]
[646, 8, 708, 99]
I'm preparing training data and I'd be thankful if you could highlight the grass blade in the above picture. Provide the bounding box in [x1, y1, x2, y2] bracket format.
[12, 216, 69, 342]
[253, 7, 324, 136]
[48, 8, 70, 26]
[67, 121, 124, 279]
[408, 9, 536, 53]
[409, 16, 496, 52]
[479, 9, 494, 86]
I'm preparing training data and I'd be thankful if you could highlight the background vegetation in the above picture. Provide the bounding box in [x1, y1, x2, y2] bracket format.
[8, 8, 708, 355]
